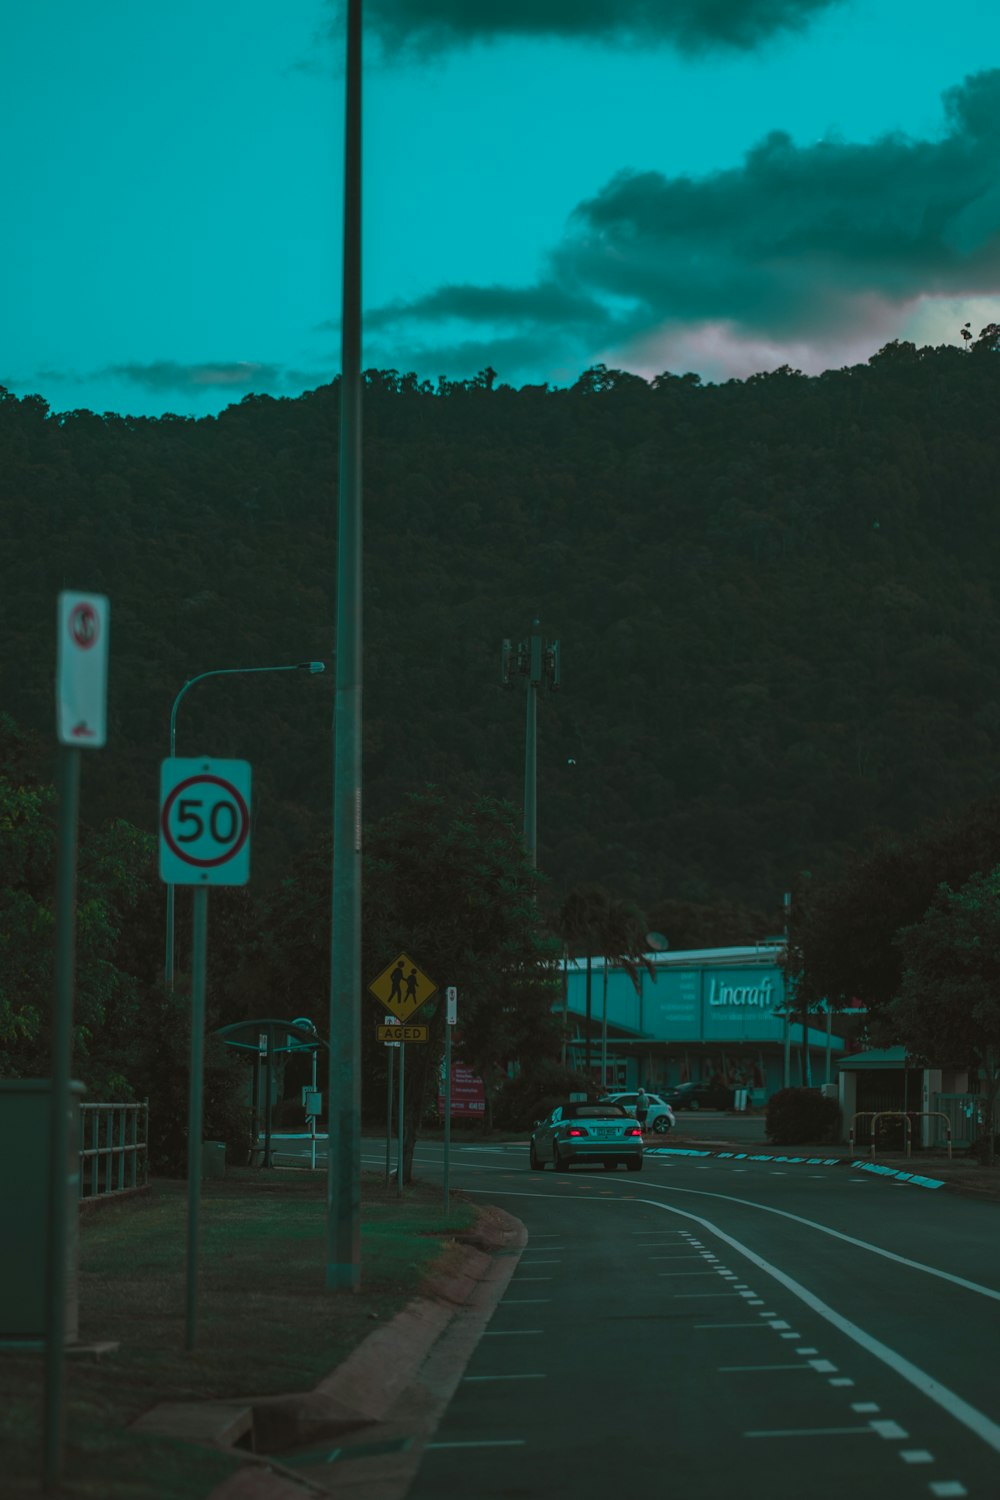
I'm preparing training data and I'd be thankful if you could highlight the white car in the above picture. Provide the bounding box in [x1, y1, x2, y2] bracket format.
[600, 1091, 676, 1135]
[530, 1101, 644, 1172]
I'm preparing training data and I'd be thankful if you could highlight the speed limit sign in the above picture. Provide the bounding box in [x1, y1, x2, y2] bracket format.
[159, 758, 252, 885]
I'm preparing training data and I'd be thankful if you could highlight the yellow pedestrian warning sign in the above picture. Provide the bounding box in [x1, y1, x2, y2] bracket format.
[368, 952, 437, 1022]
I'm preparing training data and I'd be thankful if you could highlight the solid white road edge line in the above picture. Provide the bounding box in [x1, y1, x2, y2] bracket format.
[635, 1195, 1000, 1458]
[463, 1186, 1000, 1460]
[635, 1179, 1000, 1304]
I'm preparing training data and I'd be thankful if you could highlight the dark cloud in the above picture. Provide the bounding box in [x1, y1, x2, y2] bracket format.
[105, 360, 288, 393]
[365, 280, 610, 332]
[555, 68, 1000, 339]
[366, 70, 1000, 376]
[349, 0, 844, 56]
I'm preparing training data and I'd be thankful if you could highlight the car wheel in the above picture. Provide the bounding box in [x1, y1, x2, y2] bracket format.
[652, 1115, 670, 1134]
[529, 1142, 544, 1171]
[626, 1156, 643, 1172]
[689, 1099, 700, 1111]
[554, 1149, 569, 1172]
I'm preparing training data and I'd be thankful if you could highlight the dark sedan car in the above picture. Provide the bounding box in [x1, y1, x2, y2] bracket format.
[661, 1081, 734, 1111]
[530, 1101, 644, 1172]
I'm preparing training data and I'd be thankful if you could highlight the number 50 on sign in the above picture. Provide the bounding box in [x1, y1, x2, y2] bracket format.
[160, 759, 252, 886]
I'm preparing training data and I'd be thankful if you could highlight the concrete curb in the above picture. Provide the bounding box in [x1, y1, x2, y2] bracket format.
[192, 1205, 526, 1498]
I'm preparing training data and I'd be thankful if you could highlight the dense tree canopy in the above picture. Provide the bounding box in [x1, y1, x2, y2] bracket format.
[4, 339, 1000, 935]
[890, 868, 1000, 1159]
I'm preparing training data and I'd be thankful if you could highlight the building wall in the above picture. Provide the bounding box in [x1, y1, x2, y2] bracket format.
[563, 949, 843, 1099]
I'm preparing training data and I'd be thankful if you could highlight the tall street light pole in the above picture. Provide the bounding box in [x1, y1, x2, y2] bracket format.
[501, 619, 560, 867]
[164, 661, 325, 987]
[327, 0, 363, 1290]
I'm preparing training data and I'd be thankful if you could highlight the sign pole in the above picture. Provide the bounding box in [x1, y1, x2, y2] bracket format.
[397, 1042, 405, 1197]
[310, 1046, 318, 1172]
[444, 986, 457, 1211]
[42, 745, 81, 1491]
[444, 1024, 452, 1210]
[263, 1025, 273, 1169]
[327, 0, 364, 1292]
[46, 589, 109, 1490]
[385, 1041, 394, 1188]
[158, 754, 250, 1335]
[185, 886, 208, 1351]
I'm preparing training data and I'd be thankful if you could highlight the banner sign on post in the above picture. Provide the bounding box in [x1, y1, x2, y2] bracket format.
[438, 1062, 486, 1116]
[56, 592, 109, 747]
[159, 759, 252, 886]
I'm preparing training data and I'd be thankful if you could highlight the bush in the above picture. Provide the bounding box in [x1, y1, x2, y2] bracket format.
[492, 1061, 598, 1133]
[967, 1131, 1000, 1163]
[765, 1087, 841, 1145]
[130, 984, 253, 1174]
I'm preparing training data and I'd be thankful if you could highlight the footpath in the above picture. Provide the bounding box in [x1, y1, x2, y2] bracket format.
[660, 1129, 1000, 1201]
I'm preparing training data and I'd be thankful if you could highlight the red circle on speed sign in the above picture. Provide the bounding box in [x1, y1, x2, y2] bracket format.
[69, 602, 100, 649]
[160, 774, 250, 868]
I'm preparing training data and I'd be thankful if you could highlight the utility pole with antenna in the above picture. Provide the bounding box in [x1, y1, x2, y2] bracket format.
[501, 618, 560, 867]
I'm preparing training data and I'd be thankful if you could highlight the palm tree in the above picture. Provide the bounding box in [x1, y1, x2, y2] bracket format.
[598, 898, 655, 1090]
[559, 887, 654, 1083]
[558, 884, 610, 1077]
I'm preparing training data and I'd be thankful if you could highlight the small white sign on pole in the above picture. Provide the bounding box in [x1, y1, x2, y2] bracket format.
[56, 592, 109, 747]
[446, 986, 457, 1025]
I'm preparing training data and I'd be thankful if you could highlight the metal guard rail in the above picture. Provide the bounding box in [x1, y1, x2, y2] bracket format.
[849, 1110, 952, 1161]
[79, 1101, 149, 1200]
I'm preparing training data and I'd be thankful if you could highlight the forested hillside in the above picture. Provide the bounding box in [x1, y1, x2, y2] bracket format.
[3, 339, 1000, 931]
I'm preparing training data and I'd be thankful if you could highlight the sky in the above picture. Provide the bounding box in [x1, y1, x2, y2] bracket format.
[4, 0, 1000, 418]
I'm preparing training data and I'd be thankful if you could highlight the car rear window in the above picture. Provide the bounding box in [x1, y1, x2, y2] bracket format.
[565, 1104, 628, 1119]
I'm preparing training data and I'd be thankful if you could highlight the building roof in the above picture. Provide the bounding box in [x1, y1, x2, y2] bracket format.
[836, 1046, 908, 1071]
[563, 944, 785, 972]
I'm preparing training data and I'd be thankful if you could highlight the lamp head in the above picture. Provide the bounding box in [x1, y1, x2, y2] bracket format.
[298, 661, 326, 674]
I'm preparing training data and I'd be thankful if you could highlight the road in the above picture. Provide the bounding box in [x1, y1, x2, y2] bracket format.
[360, 1136, 999, 1500]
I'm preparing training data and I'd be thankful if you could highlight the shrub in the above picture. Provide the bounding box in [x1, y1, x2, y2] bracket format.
[130, 984, 253, 1174]
[492, 1061, 598, 1133]
[765, 1087, 841, 1145]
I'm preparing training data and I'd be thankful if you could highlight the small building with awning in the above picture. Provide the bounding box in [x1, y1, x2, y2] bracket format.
[561, 944, 846, 1101]
[836, 1046, 981, 1148]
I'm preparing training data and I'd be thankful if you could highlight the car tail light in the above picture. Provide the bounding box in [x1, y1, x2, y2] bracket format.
[567, 1126, 588, 1137]
[625, 1126, 642, 1137]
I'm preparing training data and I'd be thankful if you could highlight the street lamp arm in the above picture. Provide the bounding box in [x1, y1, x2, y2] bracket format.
[169, 661, 326, 756]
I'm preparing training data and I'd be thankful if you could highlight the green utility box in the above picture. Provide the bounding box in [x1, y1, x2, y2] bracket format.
[0, 1079, 84, 1344]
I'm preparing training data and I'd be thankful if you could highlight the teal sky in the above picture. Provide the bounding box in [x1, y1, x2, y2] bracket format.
[4, 0, 1000, 417]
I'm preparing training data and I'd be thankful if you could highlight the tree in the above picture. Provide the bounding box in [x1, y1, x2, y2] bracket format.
[597, 897, 654, 1089]
[790, 795, 1000, 1020]
[888, 867, 1000, 1162]
[0, 774, 55, 1064]
[0, 719, 165, 1095]
[362, 790, 560, 1179]
[557, 886, 653, 1082]
[558, 885, 610, 1075]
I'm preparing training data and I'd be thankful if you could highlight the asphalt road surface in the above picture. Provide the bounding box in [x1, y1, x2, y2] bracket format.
[367, 1138, 1000, 1500]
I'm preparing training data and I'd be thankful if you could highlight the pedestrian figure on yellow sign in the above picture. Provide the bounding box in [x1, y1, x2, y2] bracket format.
[389, 961, 405, 1004]
[405, 968, 419, 1005]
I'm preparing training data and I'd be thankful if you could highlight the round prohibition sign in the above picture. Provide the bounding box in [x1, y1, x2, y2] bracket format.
[161, 774, 250, 868]
[69, 602, 100, 649]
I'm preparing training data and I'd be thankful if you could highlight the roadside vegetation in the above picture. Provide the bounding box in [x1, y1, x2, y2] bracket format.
[789, 795, 1000, 1159]
[1, 1170, 475, 1500]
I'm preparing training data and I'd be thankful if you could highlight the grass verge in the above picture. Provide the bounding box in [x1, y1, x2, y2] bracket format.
[2, 1170, 475, 1499]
